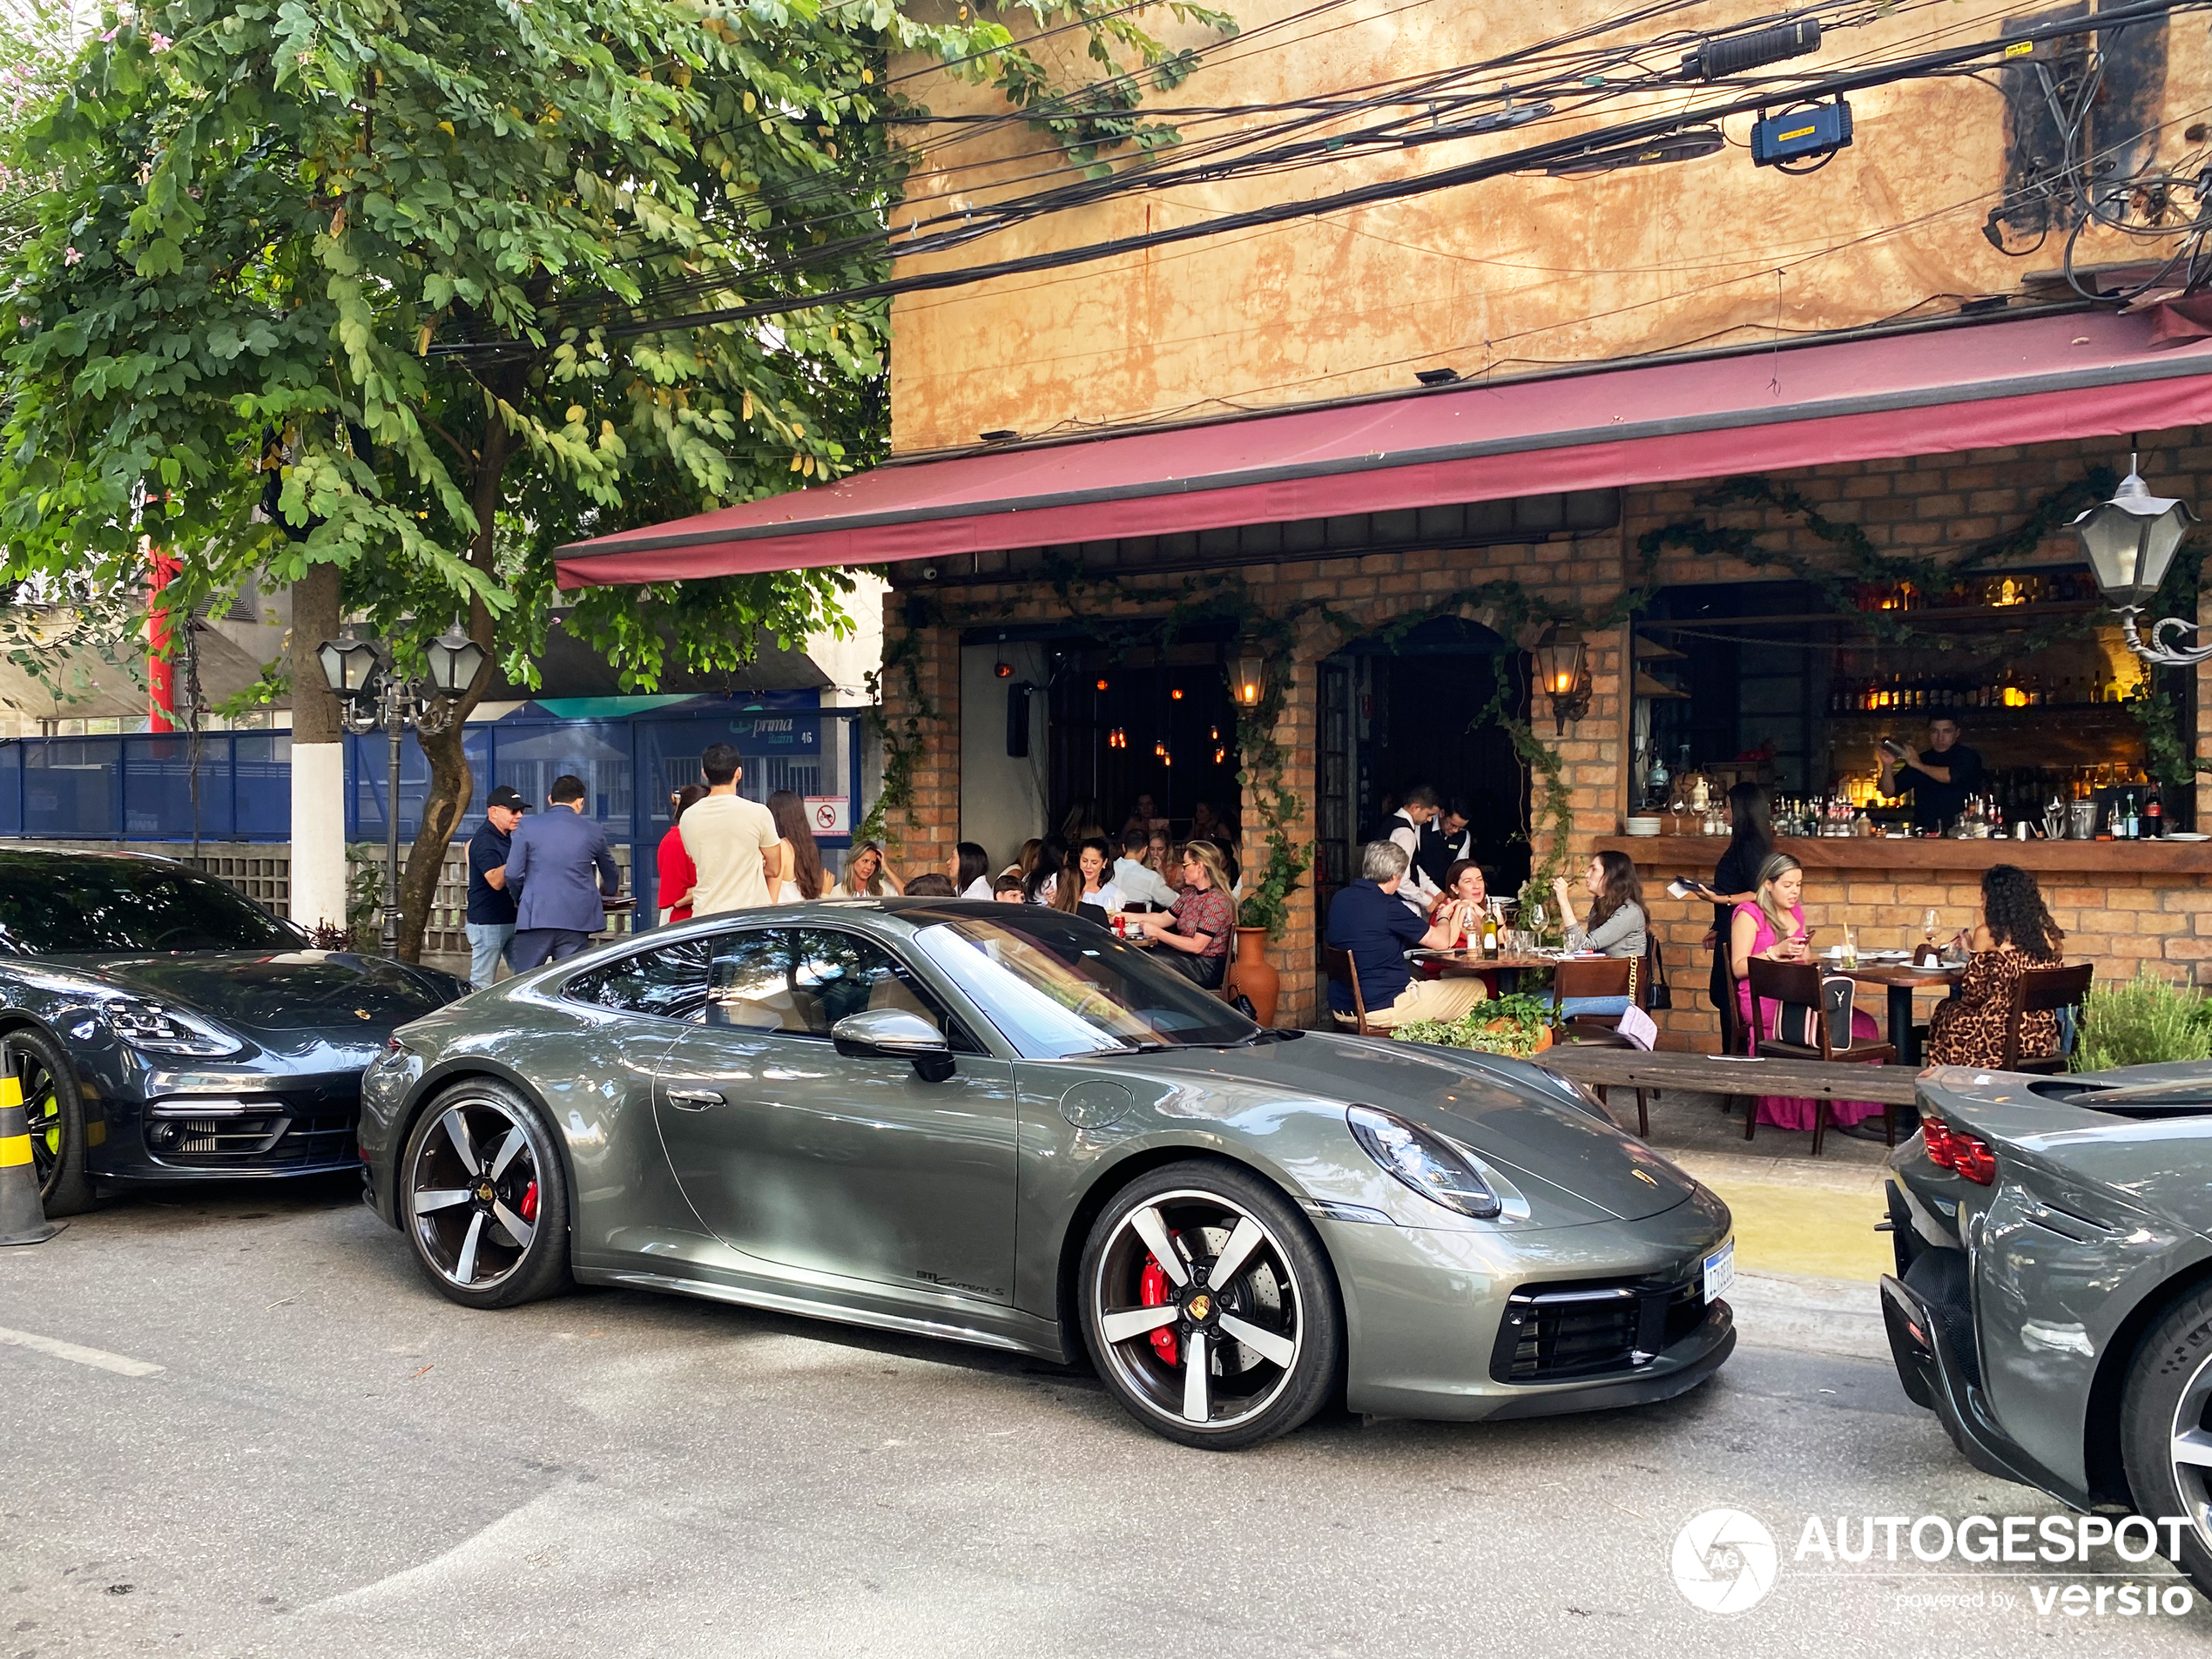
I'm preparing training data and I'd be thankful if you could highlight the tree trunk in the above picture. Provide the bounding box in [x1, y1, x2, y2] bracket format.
[287, 561, 348, 934]
[395, 411, 510, 961]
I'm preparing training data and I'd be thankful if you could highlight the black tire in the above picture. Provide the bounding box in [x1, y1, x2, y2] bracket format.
[400, 1079, 571, 1310]
[4, 1028, 93, 1218]
[1078, 1159, 1343, 1451]
[2120, 1285, 2212, 1595]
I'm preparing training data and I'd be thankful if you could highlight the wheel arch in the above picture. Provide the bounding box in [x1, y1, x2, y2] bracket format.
[2083, 1251, 2212, 1506]
[1052, 1143, 1350, 1375]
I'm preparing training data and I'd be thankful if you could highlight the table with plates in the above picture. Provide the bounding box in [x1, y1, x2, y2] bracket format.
[1410, 948, 1566, 998]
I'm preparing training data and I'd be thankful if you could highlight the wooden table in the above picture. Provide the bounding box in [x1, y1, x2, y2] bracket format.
[1536, 1045, 1923, 1107]
[1412, 950, 1561, 996]
[1833, 961, 1961, 1064]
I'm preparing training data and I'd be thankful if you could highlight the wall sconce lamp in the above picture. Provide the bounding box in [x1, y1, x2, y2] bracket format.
[1230, 639, 1268, 709]
[1532, 623, 1592, 734]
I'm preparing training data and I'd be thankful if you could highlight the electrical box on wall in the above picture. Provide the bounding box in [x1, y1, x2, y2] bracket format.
[1751, 100, 1853, 167]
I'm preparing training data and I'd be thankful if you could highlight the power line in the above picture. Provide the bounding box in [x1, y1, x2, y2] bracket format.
[435, 0, 2206, 361]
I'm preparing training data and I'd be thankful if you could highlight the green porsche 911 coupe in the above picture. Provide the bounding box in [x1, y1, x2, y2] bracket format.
[359, 900, 1735, 1448]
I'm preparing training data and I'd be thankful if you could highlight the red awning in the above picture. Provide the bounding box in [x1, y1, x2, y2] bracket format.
[555, 309, 2212, 589]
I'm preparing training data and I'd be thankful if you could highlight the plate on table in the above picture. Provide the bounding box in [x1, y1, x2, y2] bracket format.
[2169, 833, 2211, 842]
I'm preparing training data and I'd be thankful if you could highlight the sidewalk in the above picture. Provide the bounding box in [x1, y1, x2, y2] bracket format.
[1628, 1085, 1898, 1359]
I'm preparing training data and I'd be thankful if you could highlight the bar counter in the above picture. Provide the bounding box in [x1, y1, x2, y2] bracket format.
[1597, 832, 2212, 1051]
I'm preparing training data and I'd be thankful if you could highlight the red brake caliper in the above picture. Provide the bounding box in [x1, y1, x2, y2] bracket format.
[519, 1181, 539, 1224]
[1141, 1241, 1178, 1367]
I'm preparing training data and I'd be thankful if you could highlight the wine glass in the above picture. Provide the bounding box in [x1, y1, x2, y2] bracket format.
[1922, 907, 1939, 947]
[1529, 902, 1545, 941]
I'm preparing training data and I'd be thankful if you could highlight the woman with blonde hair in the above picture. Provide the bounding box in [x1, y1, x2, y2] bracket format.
[1729, 852, 1886, 1136]
[836, 841, 901, 897]
[1134, 840, 1235, 989]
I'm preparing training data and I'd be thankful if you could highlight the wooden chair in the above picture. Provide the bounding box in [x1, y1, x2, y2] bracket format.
[2000, 962, 2094, 1073]
[1744, 956, 1898, 1156]
[1548, 956, 1649, 1137]
[1324, 946, 1373, 1036]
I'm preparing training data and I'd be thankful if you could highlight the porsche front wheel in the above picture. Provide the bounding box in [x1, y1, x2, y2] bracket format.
[401, 1081, 571, 1310]
[1080, 1162, 1342, 1450]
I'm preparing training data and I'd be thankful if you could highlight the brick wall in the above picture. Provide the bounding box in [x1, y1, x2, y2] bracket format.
[880, 423, 2212, 1030]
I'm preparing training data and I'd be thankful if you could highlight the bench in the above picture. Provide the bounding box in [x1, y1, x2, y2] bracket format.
[1533, 1046, 1923, 1109]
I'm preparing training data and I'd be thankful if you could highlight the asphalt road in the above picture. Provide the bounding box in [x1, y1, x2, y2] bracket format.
[4, 1177, 2204, 1658]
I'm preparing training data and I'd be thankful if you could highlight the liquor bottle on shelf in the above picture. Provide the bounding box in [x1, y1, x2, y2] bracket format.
[2147, 783, 2165, 839]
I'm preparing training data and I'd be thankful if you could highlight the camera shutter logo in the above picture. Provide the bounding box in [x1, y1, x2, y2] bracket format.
[1672, 1509, 1779, 1614]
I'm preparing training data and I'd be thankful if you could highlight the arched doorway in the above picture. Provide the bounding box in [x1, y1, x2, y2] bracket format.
[1315, 617, 1534, 927]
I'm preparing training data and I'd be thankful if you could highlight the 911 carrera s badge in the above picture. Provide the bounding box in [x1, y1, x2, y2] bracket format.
[1187, 1293, 1211, 1321]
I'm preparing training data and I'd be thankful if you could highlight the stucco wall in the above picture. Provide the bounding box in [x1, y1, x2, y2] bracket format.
[887, 2, 2211, 450]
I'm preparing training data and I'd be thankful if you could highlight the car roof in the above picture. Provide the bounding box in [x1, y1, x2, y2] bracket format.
[0, 846, 190, 874]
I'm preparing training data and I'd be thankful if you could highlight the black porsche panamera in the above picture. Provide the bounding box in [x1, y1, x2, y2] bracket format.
[0, 847, 467, 1213]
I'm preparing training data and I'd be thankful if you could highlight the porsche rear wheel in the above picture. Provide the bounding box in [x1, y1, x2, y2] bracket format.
[401, 1080, 571, 1310]
[1080, 1162, 1342, 1451]
[4, 1029, 92, 1217]
[2120, 1287, 2212, 1595]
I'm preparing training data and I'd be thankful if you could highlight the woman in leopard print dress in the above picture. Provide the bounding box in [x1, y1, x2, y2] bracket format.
[1925, 864, 2064, 1068]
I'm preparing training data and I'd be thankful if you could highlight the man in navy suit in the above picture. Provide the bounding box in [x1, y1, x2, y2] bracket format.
[505, 773, 622, 970]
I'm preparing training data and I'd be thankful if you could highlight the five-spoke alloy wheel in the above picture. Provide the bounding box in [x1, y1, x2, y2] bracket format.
[1081, 1161, 1341, 1450]
[402, 1080, 571, 1309]
[3, 1028, 91, 1217]
[2121, 1286, 2212, 1594]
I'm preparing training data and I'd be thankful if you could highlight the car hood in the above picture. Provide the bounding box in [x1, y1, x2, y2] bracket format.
[1109, 1033, 1703, 1224]
[51, 951, 466, 1040]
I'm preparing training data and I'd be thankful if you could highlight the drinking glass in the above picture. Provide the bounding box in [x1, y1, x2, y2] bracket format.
[1922, 907, 1939, 946]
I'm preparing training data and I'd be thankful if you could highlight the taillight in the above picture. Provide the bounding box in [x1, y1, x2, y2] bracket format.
[1919, 1115, 1995, 1185]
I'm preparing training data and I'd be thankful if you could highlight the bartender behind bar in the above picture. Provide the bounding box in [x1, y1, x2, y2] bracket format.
[1875, 716, 1983, 833]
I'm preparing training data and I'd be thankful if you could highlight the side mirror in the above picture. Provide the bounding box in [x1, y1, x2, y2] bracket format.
[831, 1008, 954, 1082]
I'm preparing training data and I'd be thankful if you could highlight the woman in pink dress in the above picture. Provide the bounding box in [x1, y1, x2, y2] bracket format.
[1730, 853, 1887, 1135]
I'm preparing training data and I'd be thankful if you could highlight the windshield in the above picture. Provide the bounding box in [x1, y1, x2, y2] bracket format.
[0, 860, 301, 954]
[910, 911, 1255, 1057]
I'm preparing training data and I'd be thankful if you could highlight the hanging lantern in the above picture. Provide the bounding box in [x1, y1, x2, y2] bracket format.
[2072, 460, 2199, 614]
[1231, 640, 1267, 708]
[1532, 623, 1591, 734]
[1095, 677, 1109, 691]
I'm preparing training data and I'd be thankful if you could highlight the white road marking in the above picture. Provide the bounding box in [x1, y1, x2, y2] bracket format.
[0, 1324, 164, 1378]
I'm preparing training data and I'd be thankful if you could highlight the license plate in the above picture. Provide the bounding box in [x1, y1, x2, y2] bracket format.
[1703, 1239, 1737, 1305]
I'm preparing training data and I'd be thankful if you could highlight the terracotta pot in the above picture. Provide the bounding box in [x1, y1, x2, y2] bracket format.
[1228, 927, 1279, 1026]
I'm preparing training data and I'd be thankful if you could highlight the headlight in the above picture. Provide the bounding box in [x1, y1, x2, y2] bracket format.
[102, 998, 243, 1057]
[1347, 1105, 1501, 1219]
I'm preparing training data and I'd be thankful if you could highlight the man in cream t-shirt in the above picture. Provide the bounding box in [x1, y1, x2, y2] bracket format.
[679, 741, 780, 914]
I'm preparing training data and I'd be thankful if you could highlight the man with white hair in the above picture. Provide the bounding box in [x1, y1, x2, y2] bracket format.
[1325, 840, 1490, 1028]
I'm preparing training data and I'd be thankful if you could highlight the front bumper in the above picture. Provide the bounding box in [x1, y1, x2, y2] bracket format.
[85, 1059, 367, 1184]
[1327, 1186, 1738, 1421]
[1879, 1271, 2089, 1509]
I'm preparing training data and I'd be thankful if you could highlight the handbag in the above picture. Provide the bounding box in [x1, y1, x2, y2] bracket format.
[1643, 935, 1671, 1010]
[1775, 975, 1857, 1049]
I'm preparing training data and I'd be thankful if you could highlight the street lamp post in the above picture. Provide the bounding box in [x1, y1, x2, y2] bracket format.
[2071, 456, 2204, 666]
[317, 624, 486, 954]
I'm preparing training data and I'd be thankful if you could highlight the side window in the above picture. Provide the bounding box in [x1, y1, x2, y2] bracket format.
[790, 928, 939, 1038]
[704, 931, 806, 1032]
[791, 927, 985, 1050]
[567, 935, 717, 1022]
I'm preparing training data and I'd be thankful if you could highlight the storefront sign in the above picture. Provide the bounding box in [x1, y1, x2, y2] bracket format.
[726, 715, 820, 753]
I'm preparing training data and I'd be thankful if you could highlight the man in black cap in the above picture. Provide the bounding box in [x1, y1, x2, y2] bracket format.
[464, 785, 531, 988]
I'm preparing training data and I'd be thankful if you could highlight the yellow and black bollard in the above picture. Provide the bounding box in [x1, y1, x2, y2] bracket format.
[0, 1073, 63, 1245]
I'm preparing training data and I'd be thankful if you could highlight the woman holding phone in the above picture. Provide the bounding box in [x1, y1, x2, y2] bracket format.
[1730, 853, 1887, 1136]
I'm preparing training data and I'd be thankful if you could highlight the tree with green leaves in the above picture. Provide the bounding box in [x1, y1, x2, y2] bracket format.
[0, 0, 1231, 956]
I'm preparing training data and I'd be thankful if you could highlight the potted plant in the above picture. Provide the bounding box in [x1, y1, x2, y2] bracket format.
[1231, 822, 1311, 1028]
[1392, 994, 1556, 1057]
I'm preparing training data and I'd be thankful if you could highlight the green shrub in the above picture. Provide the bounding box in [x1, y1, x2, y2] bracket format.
[1393, 993, 1554, 1058]
[2073, 972, 2212, 1072]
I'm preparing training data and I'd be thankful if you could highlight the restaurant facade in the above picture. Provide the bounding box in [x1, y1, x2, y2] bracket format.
[554, 0, 2212, 1040]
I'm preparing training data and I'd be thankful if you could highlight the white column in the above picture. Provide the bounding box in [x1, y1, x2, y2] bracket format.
[290, 740, 347, 931]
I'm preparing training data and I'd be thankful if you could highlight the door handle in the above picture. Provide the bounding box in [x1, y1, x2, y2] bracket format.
[666, 1089, 725, 1110]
